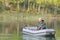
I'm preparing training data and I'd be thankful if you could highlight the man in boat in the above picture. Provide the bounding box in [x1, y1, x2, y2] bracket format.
[37, 18, 47, 30]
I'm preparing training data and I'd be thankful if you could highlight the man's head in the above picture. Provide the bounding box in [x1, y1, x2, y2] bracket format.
[38, 18, 42, 22]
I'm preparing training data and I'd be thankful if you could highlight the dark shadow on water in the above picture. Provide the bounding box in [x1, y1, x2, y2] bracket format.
[23, 34, 56, 40]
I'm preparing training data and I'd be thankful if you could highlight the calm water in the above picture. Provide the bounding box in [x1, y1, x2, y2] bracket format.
[23, 34, 60, 40]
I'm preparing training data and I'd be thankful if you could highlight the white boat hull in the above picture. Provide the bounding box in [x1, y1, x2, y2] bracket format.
[22, 27, 55, 36]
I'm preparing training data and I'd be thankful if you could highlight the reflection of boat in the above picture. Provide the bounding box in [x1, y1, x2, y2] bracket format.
[23, 34, 56, 40]
[22, 27, 55, 36]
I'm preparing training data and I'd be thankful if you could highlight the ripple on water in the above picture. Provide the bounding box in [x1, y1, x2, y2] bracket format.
[23, 34, 56, 40]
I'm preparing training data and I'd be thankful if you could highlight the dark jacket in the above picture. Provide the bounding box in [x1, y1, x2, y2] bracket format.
[37, 21, 47, 29]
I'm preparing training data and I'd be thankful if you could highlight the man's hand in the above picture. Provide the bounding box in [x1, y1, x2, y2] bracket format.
[39, 27, 41, 30]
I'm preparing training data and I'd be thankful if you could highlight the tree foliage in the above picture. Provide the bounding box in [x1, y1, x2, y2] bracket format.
[0, 0, 60, 14]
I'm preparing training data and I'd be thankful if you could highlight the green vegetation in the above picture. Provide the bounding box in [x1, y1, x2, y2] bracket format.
[0, 0, 59, 14]
[0, 12, 60, 40]
[0, 0, 60, 40]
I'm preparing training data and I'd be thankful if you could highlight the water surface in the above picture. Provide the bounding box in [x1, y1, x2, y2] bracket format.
[23, 34, 56, 40]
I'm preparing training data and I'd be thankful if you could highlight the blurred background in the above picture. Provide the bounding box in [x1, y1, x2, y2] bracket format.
[0, 0, 60, 40]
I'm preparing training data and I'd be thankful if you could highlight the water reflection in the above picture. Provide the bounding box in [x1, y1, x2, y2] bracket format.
[23, 34, 56, 40]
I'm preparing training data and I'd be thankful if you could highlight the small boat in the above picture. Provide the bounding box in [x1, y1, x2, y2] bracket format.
[22, 27, 55, 36]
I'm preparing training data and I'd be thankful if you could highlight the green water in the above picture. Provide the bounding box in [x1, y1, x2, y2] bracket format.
[0, 24, 60, 40]
[0, 14, 60, 40]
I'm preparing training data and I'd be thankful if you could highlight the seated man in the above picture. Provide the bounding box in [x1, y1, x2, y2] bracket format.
[37, 18, 47, 30]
